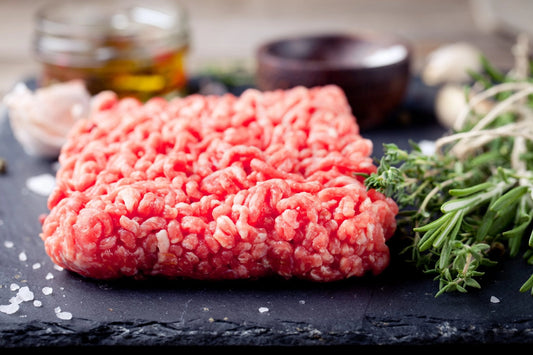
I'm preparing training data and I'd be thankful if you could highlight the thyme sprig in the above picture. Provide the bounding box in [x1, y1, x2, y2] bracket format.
[365, 35, 533, 297]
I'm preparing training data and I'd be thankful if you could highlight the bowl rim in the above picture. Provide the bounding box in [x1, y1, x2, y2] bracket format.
[256, 32, 411, 71]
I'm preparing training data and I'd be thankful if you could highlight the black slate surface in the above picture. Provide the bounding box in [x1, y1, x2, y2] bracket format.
[1, 78, 533, 350]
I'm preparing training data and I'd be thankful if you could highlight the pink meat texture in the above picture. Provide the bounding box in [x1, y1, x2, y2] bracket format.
[40, 85, 398, 281]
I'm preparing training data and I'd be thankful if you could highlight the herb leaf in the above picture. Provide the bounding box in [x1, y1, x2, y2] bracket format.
[364, 38, 533, 296]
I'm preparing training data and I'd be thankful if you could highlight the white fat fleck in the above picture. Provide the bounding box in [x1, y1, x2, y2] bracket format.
[117, 187, 138, 213]
[26, 174, 56, 196]
[42, 287, 53, 295]
[258, 307, 269, 313]
[3, 240, 13, 248]
[155, 229, 170, 254]
[490, 295, 500, 303]
[18, 251, 27, 262]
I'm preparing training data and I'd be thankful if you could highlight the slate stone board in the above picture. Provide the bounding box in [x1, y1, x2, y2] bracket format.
[0, 78, 532, 351]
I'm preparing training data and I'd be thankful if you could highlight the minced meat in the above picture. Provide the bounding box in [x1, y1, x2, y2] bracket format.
[40, 85, 398, 281]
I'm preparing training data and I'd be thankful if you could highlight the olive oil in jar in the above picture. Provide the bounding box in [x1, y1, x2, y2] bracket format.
[33, 0, 189, 101]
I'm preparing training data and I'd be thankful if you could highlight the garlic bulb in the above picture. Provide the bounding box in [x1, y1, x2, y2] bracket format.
[435, 85, 468, 129]
[3, 80, 90, 158]
[435, 84, 494, 129]
[422, 42, 483, 86]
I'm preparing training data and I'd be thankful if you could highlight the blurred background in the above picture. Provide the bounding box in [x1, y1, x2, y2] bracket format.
[0, 0, 531, 98]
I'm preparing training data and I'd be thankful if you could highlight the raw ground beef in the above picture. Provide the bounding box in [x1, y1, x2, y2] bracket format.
[40, 85, 398, 281]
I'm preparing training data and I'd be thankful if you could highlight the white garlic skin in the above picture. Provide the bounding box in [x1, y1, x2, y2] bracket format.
[3, 80, 90, 158]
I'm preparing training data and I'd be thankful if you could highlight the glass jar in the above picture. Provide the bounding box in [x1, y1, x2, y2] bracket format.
[33, 0, 190, 101]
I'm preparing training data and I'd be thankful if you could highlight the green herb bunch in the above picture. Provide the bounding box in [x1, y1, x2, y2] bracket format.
[365, 37, 533, 297]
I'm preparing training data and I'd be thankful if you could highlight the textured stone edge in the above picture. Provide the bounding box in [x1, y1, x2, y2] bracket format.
[1, 315, 533, 347]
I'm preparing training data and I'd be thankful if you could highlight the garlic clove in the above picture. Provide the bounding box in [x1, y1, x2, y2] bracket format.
[422, 42, 483, 86]
[3, 80, 91, 159]
[435, 84, 495, 130]
[435, 85, 468, 129]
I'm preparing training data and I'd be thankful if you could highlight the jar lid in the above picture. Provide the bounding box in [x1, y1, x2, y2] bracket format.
[34, 0, 189, 67]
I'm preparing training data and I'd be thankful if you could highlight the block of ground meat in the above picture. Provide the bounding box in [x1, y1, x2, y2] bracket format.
[40, 85, 398, 281]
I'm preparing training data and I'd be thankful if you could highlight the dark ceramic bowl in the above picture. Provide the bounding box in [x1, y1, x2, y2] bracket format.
[255, 33, 411, 130]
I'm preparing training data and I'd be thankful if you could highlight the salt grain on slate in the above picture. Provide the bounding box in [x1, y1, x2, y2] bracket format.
[0, 250, 71, 318]
[25, 174, 56, 196]
[258, 307, 269, 313]
[0, 286, 35, 315]
[54, 307, 73, 320]
[16, 286, 34, 302]
[0, 303, 19, 315]
[0, 231, 73, 319]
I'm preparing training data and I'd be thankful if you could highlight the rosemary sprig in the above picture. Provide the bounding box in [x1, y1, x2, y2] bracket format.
[366, 143, 533, 296]
[365, 36, 533, 297]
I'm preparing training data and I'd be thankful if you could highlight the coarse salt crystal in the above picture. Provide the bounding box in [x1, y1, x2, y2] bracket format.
[0, 302, 19, 315]
[26, 174, 56, 196]
[10, 283, 19, 291]
[45, 272, 54, 280]
[54, 307, 73, 320]
[4, 240, 13, 248]
[32, 263, 41, 270]
[33, 300, 42, 307]
[258, 307, 269, 313]
[18, 251, 27, 262]
[490, 296, 500, 303]
[57, 312, 72, 320]
[419, 140, 437, 156]
[2, 286, 35, 315]
[17, 286, 34, 302]
[42, 287, 53, 295]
